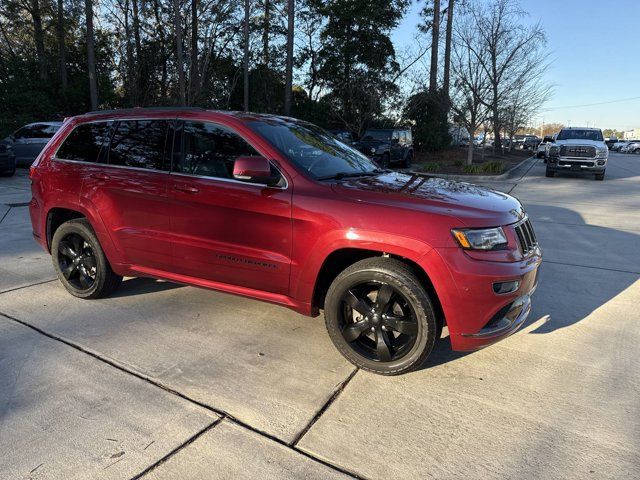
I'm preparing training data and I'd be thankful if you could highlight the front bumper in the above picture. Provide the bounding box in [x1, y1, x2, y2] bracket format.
[547, 156, 607, 172]
[421, 245, 542, 351]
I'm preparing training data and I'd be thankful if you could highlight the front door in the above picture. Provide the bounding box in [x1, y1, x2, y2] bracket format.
[168, 120, 292, 295]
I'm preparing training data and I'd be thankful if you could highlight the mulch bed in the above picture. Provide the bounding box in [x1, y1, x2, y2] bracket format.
[412, 147, 531, 175]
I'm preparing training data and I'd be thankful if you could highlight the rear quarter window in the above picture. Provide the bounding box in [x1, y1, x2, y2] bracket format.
[56, 122, 111, 163]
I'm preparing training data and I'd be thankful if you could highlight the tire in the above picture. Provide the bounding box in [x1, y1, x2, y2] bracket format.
[595, 172, 605, 181]
[324, 257, 437, 375]
[545, 166, 555, 177]
[51, 218, 122, 299]
[0, 159, 16, 177]
[403, 151, 413, 168]
[543, 158, 548, 164]
[379, 152, 390, 169]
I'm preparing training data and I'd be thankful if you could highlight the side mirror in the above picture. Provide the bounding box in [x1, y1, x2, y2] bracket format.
[233, 156, 280, 186]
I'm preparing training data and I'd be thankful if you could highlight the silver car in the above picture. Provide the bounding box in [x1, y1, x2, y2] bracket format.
[3, 122, 62, 166]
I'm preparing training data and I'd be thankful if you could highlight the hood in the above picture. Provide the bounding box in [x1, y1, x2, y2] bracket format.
[331, 172, 525, 227]
[354, 139, 389, 148]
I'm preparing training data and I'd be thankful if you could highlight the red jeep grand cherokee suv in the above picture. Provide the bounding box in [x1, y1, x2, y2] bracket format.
[29, 108, 541, 375]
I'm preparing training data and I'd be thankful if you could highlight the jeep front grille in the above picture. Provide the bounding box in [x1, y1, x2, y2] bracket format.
[514, 218, 538, 255]
[559, 145, 596, 158]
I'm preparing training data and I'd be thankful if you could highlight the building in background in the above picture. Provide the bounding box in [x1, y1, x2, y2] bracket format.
[623, 128, 640, 139]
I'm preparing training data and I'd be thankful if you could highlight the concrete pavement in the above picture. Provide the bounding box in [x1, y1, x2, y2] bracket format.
[1, 153, 638, 479]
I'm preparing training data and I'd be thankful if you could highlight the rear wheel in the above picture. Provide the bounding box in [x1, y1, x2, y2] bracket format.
[0, 158, 16, 177]
[51, 218, 122, 299]
[595, 172, 605, 181]
[324, 257, 437, 375]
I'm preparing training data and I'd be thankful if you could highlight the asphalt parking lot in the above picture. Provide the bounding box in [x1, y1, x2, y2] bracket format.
[1, 153, 639, 479]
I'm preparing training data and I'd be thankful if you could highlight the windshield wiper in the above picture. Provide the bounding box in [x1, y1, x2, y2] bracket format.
[317, 171, 381, 181]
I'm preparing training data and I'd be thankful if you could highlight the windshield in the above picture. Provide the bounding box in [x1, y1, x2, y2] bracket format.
[249, 120, 378, 179]
[557, 129, 604, 141]
[362, 130, 392, 141]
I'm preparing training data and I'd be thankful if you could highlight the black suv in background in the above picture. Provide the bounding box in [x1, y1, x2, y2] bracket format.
[353, 128, 413, 168]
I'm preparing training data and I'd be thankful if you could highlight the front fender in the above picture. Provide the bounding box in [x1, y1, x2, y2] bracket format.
[289, 227, 441, 312]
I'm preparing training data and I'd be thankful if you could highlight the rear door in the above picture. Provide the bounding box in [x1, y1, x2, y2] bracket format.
[168, 119, 292, 295]
[80, 119, 174, 271]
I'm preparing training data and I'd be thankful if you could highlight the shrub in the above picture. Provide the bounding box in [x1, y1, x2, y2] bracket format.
[481, 161, 505, 174]
[453, 159, 463, 167]
[421, 162, 439, 173]
[462, 164, 482, 174]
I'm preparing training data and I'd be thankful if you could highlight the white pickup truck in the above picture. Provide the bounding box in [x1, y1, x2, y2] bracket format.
[545, 127, 608, 181]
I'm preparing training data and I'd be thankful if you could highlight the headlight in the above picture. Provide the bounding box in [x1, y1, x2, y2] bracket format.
[451, 227, 508, 250]
[548, 146, 559, 156]
[596, 147, 608, 158]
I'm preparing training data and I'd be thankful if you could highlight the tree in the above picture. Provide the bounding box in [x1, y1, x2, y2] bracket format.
[85, 0, 98, 109]
[466, 0, 548, 153]
[428, 0, 440, 95]
[173, 0, 186, 105]
[442, 0, 455, 99]
[284, 0, 294, 115]
[449, 10, 491, 164]
[57, 0, 68, 92]
[313, 0, 410, 133]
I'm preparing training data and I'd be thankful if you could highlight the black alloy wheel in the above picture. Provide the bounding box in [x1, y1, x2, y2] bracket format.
[51, 218, 122, 299]
[57, 233, 97, 290]
[339, 282, 418, 362]
[324, 257, 437, 375]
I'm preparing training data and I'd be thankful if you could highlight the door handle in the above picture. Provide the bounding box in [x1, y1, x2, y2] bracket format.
[173, 184, 200, 194]
[90, 172, 110, 180]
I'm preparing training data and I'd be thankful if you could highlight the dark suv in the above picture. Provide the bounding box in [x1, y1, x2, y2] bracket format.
[29, 108, 541, 375]
[353, 128, 413, 168]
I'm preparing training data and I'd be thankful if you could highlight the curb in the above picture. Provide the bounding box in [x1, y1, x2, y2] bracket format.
[408, 155, 538, 182]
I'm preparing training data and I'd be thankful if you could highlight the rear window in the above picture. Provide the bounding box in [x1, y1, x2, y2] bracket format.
[108, 120, 169, 170]
[56, 122, 111, 162]
[15, 123, 60, 139]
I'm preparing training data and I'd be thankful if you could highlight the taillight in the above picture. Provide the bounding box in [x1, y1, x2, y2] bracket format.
[29, 165, 37, 179]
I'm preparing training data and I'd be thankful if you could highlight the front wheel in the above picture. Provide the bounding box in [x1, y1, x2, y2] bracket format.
[379, 153, 390, 169]
[324, 257, 437, 375]
[403, 151, 413, 168]
[595, 172, 605, 181]
[51, 218, 123, 299]
[545, 166, 555, 177]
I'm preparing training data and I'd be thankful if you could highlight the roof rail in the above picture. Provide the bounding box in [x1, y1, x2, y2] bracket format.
[83, 106, 206, 115]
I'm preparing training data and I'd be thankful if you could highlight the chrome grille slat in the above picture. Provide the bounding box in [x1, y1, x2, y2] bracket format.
[559, 145, 596, 158]
[514, 218, 538, 255]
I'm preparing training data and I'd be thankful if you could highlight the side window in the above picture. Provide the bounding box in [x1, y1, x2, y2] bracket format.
[13, 126, 36, 139]
[56, 122, 111, 163]
[174, 121, 258, 179]
[108, 120, 169, 170]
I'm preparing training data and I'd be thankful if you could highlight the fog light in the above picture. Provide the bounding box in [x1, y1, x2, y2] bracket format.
[597, 160, 605, 166]
[493, 280, 520, 295]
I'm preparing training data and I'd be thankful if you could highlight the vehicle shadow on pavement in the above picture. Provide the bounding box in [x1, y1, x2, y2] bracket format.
[109, 277, 184, 298]
[419, 203, 639, 370]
